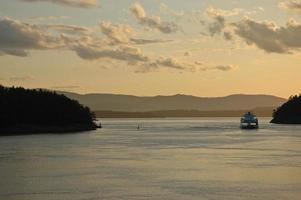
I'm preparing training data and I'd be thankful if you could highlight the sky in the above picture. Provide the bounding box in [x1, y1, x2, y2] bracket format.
[0, 0, 300, 98]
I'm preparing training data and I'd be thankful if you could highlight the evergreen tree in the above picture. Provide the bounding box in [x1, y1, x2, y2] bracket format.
[271, 95, 301, 124]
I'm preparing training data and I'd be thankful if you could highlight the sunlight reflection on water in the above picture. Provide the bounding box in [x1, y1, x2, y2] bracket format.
[0, 118, 301, 200]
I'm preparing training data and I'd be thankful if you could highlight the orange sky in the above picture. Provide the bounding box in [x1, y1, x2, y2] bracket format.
[0, 0, 300, 98]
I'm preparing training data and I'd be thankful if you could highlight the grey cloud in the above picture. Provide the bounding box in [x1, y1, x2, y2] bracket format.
[72, 44, 149, 64]
[214, 65, 234, 71]
[0, 18, 66, 56]
[233, 18, 301, 53]
[153, 58, 186, 70]
[100, 21, 173, 45]
[0, 17, 172, 63]
[208, 16, 226, 36]
[130, 2, 179, 34]
[130, 38, 172, 45]
[71, 44, 190, 73]
[279, 0, 301, 14]
[195, 65, 235, 72]
[136, 57, 185, 73]
[46, 24, 93, 35]
[20, 0, 98, 8]
[0, 18, 235, 74]
[206, 6, 242, 37]
[137, 57, 235, 73]
[71, 41, 232, 74]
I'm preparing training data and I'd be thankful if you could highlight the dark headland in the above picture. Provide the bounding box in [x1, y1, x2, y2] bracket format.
[271, 95, 301, 124]
[0, 86, 97, 136]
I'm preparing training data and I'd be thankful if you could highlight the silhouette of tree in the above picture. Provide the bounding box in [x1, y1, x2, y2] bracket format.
[0, 86, 97, 134]
[271, 95, 301, 124]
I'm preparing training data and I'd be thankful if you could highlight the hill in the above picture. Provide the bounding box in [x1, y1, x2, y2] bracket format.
[59, 92, 286, 112]
[94, 107, 275, 118]
[0, 86, 97, 135]
[271, 95, 301, 124]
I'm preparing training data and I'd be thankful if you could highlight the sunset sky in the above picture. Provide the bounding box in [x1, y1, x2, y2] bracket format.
[0, 0, 300, 98]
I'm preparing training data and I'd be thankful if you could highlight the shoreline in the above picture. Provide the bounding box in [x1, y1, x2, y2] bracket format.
[0, 124, 97, 136]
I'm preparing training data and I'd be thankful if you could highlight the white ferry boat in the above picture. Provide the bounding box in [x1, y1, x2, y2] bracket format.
[240, 112, 259, 129]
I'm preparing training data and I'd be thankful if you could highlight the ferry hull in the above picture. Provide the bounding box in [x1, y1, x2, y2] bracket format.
[240, 124, 259, 129]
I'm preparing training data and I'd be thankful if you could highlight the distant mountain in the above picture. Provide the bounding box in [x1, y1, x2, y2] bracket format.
[58, 92, 286, 112]
[94, 107, 276, 118]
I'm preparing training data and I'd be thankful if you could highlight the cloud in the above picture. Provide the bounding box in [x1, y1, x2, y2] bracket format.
[206, 6, 242, 18]
[152, 58, 186, 70]
[279, 0, 301, 14]
[71, 43, 193, 73]
[195, 64, 236, 72]
[130, 38, 172, 45]
[0, 17, 235, 74]
[100, 21, 133, 44]
[19, 0, 98, 8]
[46, 24, 93, 35]
[232, 18, 301, 53]
[136, 57, 187, 73]
[214, 65, 235, 71]
[70, 38, 234, 73]
[0, 18, 66, 56]
[100, 21, 173, 45]
[130, 2, 179, 34]
[206, 6, 244, 37]
[137, 57, 235, 73]
[206, 7, 229, 36]
[72, 44, 149, 64]
[0, 17, 171, 63]
[208, 15, 226, 36]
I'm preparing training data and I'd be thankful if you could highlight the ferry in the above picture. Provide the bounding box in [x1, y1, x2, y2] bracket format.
[240, 112, 259, 129]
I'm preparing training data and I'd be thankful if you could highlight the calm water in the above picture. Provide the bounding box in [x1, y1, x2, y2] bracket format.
[1, 118, 301, 200]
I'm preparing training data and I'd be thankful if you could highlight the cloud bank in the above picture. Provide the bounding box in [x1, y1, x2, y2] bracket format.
[0, 18, 65, 56]
[0, 17, 235, 73]
[233, 18, 301, 53]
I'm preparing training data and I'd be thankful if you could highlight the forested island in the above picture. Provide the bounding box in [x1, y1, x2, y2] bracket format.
[0, 86, 97, 135]
[271, 95, 301, 124]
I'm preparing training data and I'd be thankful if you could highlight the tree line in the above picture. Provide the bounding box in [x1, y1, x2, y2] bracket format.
[0, 86, 96, 128]
[271, 95, 301, 124]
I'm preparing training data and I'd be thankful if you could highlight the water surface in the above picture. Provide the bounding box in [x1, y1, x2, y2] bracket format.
[1, 118, 301, 200]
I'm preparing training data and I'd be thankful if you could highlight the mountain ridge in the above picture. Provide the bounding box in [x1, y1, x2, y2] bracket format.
[56, 91, 286, 112]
